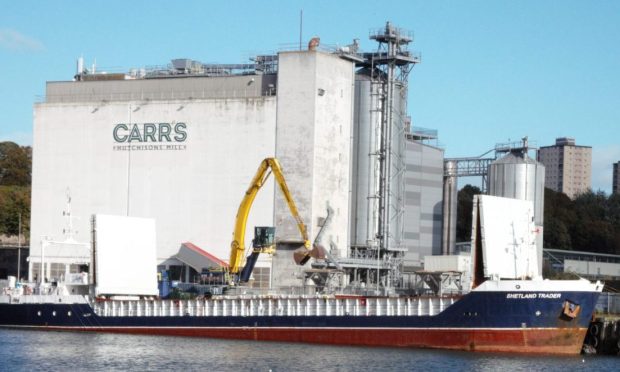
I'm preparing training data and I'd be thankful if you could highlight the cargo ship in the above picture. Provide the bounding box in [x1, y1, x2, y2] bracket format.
[0, 278, 603, 355]
[0, 166, 603, 355]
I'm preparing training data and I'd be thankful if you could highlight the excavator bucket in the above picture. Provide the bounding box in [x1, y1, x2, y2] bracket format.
[293, 244, 327, 265]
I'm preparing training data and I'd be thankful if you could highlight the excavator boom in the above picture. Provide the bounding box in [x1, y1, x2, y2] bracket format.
[228, 158, 311, 277]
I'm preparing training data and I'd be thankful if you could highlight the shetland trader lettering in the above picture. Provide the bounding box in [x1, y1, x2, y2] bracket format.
[506, 293, 562, 299]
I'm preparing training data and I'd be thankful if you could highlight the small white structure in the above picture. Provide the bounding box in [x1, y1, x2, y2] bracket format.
[424, 254, 470, 272]
[94, 214, 158, 297]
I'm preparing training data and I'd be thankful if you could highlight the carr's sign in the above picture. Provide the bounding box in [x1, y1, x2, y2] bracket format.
[113, 122, 187, 151]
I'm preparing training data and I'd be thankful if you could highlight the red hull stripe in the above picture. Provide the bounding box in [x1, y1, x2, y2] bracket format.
[2, 325, 588, 355]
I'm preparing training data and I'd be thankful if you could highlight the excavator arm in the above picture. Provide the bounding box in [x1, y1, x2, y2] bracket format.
[228, 158, 311, 277]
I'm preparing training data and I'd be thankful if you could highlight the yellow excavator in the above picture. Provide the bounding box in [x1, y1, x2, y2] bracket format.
[228, 157, 324, 283]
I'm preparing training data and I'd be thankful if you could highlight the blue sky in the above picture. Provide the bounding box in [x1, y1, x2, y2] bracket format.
[1, 0, 618, 193]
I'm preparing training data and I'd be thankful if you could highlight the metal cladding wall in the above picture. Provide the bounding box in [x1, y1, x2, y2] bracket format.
[31, 94, 277, 268]
[403, 140, 444, 267]
[46, 74, 278, 103]
[488, 152, 545, 275]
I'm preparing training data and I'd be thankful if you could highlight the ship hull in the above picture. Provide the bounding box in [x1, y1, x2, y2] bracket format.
[0, 287, 600, 355]
[5, 324, 587, 354]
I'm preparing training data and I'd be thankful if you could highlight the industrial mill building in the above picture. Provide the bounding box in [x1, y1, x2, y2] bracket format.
[29, 23, 444, 291]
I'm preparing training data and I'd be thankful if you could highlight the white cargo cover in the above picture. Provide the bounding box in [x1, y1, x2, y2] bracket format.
[471, 195, 539, 280]
[94, 214, 158, 296]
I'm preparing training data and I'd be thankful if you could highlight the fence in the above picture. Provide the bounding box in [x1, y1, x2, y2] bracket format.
[595, 292, 620, 315]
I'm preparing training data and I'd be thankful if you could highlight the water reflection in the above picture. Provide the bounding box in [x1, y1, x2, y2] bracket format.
[0, 330, 614, 372]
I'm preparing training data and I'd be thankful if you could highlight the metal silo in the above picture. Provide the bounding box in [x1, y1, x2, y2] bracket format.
[487, 143, 545, 275]
[350, 71, 381, 249]
[350, 71, 407, 252]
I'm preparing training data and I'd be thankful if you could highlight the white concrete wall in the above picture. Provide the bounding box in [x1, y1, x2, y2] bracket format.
[31, 97, 276, 268]
[274, 51, 354, 253]
[311, 52, 354, 256]
[274, 52, 317, 243]
[273, 51, 354, 286]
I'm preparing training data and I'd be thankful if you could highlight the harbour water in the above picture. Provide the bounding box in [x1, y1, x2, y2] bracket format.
[0, 329, 617, 371]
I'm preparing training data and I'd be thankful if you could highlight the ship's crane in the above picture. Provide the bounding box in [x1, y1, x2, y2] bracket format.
[229, 157, 322, 283]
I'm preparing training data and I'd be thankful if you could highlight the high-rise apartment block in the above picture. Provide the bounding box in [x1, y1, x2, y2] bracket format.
[537, 137, 591, 199]
[613, 161, 620, 194]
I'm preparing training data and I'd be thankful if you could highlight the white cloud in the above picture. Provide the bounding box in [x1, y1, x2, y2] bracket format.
[591, 144, 620, 194]
[0, 29, 45, 52]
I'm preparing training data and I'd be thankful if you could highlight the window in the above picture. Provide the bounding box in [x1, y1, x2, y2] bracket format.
[248, 267, 271, 289]
[49, 263, 65, 282]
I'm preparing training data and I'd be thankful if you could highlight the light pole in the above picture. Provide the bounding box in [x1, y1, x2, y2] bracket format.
[17, 213, 21, 282]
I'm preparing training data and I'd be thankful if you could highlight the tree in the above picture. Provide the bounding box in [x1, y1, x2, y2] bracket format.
[0, 186, 30, 237]
[542, 188, 620, 254]
[0, 142, 31, 186]
[543, 188, 576, 250]
[570, 191, 619, 253]
[0, 142, 32, 239]
[543, 217, 572, 250]
[608, 193, 620, 254]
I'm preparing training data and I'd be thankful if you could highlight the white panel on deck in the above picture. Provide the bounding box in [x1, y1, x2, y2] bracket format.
[94, 214, 158, 296]
[472, 195, 539, 280]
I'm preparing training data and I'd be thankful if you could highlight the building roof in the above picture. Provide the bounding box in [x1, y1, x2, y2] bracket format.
[176, 242, 229, 272]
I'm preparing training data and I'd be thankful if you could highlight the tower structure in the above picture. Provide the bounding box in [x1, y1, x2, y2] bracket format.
[348, 22, 420, 290]
[371, 22, 417, 255]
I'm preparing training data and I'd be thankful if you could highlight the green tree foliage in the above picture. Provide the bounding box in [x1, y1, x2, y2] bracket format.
[543, 218, 572, 250]
[0, 142, 31, 186]
[0, 142, 31, 238]
[544, 188, 620, 254]
[0, 186, 30, 236]
[456, 185, 481, 242]
[543, 188, 574, 250]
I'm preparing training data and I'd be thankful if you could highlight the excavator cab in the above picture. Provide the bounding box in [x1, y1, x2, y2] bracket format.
[252, 226, 275, 251]
[239, 226, 276, 283]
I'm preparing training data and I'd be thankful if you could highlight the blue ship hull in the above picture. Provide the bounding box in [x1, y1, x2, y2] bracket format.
[0, 289, 600, 354]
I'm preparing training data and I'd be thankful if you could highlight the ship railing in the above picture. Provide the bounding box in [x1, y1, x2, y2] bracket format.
[0, 294, 88, 304]
[91, 295, 460, 318]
